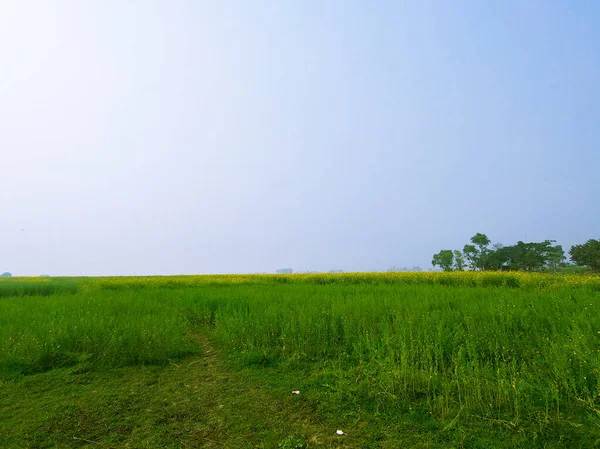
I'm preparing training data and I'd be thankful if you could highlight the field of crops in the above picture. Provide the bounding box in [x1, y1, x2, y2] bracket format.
[1, 272, 600, 448]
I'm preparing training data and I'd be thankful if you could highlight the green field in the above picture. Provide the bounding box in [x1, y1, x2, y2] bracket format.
[1, 273, 600, 448]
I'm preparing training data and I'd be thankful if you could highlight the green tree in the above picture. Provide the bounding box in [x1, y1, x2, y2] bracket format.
[471, 233, 491, 270]
[462, 233, 491, 270]
[432, 250, 454, 272]
[471, 233, 491, 251]
[516, 240, 563, 271]
[485, 243, 510, 271]
[569, 239, 600, 272]
[453, 250, 465, 271]
[462, 244, 478, 271]
[546, 244, 566, 272]
[488, 240, 563, 272]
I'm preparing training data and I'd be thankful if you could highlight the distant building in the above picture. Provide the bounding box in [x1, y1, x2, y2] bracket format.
[276, 268, 293, 274]
[387, 266, 422, 272]
[1, 272, 12, 277]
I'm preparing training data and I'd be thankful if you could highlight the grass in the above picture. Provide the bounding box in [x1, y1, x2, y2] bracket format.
[1, 335, 347, 449]
[1, 272, 600, 447]
[0, 277, 78, 298]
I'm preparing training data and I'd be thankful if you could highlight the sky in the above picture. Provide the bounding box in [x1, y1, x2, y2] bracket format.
[1, 1, 599, 276]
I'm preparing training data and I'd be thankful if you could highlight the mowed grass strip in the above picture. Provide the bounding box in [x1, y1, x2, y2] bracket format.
[0, 335, 352, 449]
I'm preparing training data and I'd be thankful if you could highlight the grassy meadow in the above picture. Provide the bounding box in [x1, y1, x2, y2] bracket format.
[1, 272, 600, 448]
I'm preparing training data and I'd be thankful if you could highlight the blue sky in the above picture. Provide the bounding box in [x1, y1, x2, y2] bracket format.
[1, 1, 598, 275]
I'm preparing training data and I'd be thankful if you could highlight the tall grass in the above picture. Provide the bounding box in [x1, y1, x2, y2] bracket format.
[0, 277, 78, 298]
[0, 289, 196, 374]
[202, 283, 600, 423]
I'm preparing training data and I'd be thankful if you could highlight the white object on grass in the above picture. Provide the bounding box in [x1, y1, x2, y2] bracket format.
[336, 430, 345, 435]
[291, 390, 300, 395]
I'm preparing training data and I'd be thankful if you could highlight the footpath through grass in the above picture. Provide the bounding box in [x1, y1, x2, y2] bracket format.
[1, 273, 600, 448]
[1, 334, 348, 449]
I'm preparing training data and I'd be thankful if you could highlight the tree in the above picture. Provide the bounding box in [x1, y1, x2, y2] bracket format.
[546, 244, 566, 272]
[462, 244, 478, 270]
[471, 233, 491, 251]
[486, 240, 563, 272]
[516, 240, 564, 272]
[432, 250, 454, 272]
[0, 272, 11, 277]
[485, 243, 507, 271]
[471, 233, 491, 270]
[453, 250, 465, 271]
[569, 239, 600, 272]
[462, 233, 491, 270]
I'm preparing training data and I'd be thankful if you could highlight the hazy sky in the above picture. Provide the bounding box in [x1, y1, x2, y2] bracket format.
[1, 1, 598, 276]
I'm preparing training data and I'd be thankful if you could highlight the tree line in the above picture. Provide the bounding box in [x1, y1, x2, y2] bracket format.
[432, 233, 600, 273]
